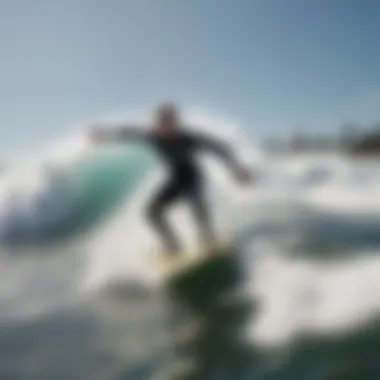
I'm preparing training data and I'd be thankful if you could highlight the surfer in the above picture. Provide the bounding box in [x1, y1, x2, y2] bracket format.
[89, 103, 251, 256]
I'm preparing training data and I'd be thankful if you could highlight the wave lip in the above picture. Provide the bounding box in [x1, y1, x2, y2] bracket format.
[0, 145, 154, 247]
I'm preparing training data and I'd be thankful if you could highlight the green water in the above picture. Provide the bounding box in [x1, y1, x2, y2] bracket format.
[48, 146, 155, 241]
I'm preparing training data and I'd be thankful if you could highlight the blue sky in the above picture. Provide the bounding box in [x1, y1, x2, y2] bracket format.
[0, 0, 380, 150]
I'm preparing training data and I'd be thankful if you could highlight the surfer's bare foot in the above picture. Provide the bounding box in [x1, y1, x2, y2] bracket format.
[205, 244, 218, 256]
[167, 249, 182, 258]
[156, 250, 177, 266]
[162, 250, 182, 264]
[205, 241, 228, 256]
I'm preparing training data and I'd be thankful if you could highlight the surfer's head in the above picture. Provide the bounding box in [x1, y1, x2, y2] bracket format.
[154, 103, 180, 135]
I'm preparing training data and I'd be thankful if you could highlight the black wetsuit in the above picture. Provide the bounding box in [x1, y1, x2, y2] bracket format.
[113, 127, 240, 252]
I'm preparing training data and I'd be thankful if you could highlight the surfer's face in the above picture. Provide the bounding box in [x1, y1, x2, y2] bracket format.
[155, 108, 179, 136]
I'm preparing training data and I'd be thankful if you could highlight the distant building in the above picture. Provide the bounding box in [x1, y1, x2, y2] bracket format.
[349, 125, 380, 156]
[264, 128, 340, 154]
[339, 122, 360, 151]
[262, 122, 380, 156]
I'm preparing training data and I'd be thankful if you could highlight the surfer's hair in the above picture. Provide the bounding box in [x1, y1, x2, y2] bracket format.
[156, 102, 179, 118]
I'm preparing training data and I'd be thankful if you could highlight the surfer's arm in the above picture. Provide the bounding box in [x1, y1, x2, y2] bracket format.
[90, 124, 148, 144]
[192, 133, 251, 183]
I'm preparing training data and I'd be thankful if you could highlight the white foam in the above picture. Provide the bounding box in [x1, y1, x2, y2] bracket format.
[245, 241, 380, 348]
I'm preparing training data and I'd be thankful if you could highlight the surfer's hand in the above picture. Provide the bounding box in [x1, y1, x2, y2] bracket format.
[89, 125, 107, 144]
[235, 167, 252, 185]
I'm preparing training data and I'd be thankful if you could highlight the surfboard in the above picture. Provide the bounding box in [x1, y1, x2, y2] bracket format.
[158, 244, 231, 280]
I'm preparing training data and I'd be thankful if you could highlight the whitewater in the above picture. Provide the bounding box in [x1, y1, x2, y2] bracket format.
[1, 109, 380, 379]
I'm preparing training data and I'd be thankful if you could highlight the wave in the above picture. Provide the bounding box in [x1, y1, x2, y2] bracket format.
[0, 145, 154, 245]
[3, 108, 380, 360]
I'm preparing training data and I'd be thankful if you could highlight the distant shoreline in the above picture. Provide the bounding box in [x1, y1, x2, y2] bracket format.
[262, 127, 380, 157]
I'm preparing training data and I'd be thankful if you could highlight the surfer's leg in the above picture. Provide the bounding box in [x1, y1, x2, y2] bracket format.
[188, 180, 216, 249]
[146, 181, 182, 254]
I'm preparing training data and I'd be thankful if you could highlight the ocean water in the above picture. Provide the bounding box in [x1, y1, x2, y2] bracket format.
[1, 112, 380, 379]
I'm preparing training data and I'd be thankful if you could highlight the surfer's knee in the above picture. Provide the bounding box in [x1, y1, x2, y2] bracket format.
[146, 202, 163, 224]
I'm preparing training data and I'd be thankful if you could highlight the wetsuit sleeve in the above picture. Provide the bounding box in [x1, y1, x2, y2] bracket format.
[191, 132, 242, 173]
